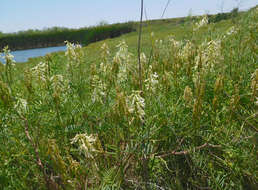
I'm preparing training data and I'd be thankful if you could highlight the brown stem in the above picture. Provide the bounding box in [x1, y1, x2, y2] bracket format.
[137, 0, 144, 91]
[157, 143, 221, 158]
[22, 117, 59, 189]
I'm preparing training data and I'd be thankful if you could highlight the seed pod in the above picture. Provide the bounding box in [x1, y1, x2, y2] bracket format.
[214, 75, 224, 95]
[251, 69, 258, 98]
[0, 80, 12, 107]
[184, 86, 193, 106]
[24, 69, 33, 94]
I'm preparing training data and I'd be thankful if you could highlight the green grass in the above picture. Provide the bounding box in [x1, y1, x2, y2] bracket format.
[0, 7, 257, 190]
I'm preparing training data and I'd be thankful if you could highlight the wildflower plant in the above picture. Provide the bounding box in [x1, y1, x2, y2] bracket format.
[0, 7, 257, 190]
[1, 46, 16, 86]
[30, 61, 49, 84]
[145, 65, 159, 93]
[193, 15, 209, 31]
[71, 133, 102, 159]
[127, 90, 145, 122]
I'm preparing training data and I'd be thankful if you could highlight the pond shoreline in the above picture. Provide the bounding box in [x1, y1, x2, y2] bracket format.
[0, 45, 67, 63]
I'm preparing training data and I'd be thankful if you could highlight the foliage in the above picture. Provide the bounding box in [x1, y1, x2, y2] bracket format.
[0, 6, 257, 190]
[209, 8, 239, 23]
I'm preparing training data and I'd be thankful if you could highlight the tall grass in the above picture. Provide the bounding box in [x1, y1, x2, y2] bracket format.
[0, 7, 257, 190]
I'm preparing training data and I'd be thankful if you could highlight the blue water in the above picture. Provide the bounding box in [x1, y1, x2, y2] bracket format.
[0, 46, 67, 63]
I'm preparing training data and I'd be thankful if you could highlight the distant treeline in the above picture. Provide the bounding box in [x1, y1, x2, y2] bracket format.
[208, 8, 240, 23]
[0, 23, 134, 50]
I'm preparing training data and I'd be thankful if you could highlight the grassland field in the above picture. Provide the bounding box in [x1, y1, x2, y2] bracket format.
[0, 7, 257, 190]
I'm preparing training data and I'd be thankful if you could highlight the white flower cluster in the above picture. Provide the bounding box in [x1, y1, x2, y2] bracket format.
[195, 39, 222, 73]
[169, 36, 182, 49]
[145, 66, 159, 93]
[91, 75, 107, 103]
[226, 26, 238, 36]
[1, 46, 16, 65]
[117, 64, 128, 84]
[140, 52, 147, 65]
[127, 91, 145, 122]
[180, 40, 194, 63]
[115, 40, 130, 61]
[14, 98, 28, 114]
[31, 62, 49, 83]
[71, 133, 99, 159]
[114, 41, 132, 84]
[99, 62, 108, 74]
[255, 97, 258, 106]
[101, 43, 110, 58]
[194, 15, 209, 31]
[223, 26, 238, 39]
[65, 41, 83, 67]
[50, 74, 69, 94]
[156, 39, 163, 47]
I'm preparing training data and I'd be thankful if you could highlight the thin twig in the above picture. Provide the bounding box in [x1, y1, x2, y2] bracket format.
[144, 7, 148, 21]
[161, 0, 172, 18]
[137, 0, 144, 91]
[23, 118, 45, 172]
[22, 117, 58, 189]
[157, 143, 221, 158]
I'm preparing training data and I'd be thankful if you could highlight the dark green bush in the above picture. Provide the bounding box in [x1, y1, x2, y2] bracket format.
[0, 23, 134, 50]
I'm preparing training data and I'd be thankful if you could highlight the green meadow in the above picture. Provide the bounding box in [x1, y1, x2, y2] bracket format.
[0, 7, 257, 190]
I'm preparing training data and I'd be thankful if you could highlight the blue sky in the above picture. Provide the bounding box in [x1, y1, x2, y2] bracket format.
[1, 0, 257, 33]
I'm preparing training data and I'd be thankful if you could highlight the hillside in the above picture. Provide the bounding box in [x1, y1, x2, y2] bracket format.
[0, 7, 257, 190]
[0, 8, 239, 51]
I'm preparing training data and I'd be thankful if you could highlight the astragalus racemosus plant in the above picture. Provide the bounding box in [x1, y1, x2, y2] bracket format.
[0, 46, 16, 87]
[1, 7, 258, 190]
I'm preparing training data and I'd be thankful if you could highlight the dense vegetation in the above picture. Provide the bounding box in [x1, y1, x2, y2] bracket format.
[0, 23, 134, 50]
[0, 7, 257, 190]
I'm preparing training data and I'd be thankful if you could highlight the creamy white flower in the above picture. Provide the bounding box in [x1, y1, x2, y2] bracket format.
[127, 91, 145, 122]
[168, 36, 182, 49]
[31, 62, 48, 82]
[117, 64, 127, 84]
[180, 40, 194, 62]
[227, 26, 237, 36]
[99, 62, 108, 74]
[91, 75, 106, 103]
[15, 98, 28, 114]
[2, 46, 16, 65]
[116, 40, 129, 60]
[140, 52, 147, 65]
[114, 41, 133, 84]
[101, 43, 110, 57]
[194, 15, 209, 31]
[71, 133, 99, 159]
[195, 39, 222, 73]
[151, 32, 155, 38]
[50, 74, 69, 93]
[145, 66, 159, 93]
[65, 41, 83, 67]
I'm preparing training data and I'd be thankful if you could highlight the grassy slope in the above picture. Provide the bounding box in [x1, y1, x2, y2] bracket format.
[1, 8, 257, 189]
[18, 16, 233, 70]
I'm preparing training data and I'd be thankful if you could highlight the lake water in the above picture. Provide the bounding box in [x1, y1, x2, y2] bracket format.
[0, 46, 67, 63]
